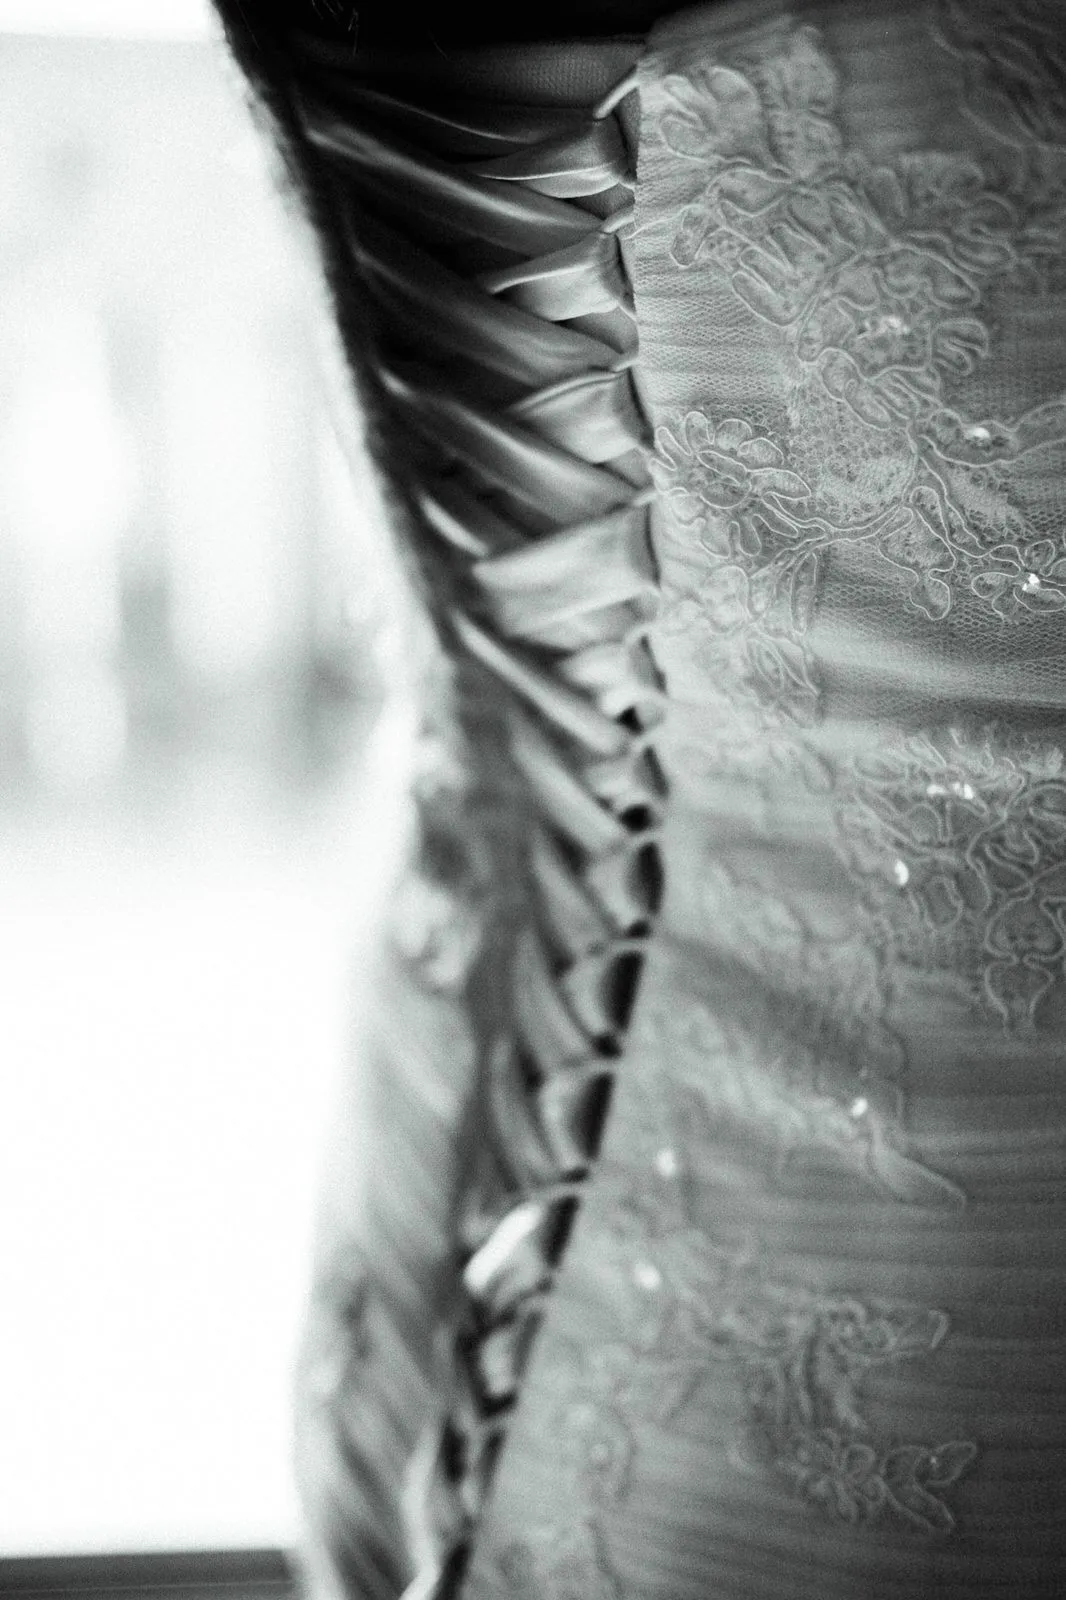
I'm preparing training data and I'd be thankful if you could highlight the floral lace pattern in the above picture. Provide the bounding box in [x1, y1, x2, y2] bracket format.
[463, 11, 1066, 1582]
[720, 1287, 975, 1533]
[654, 18, 1066, 662]
[528, 1186, 977, 1539]
[488, 1522, 622, 1600]
[838, 725, 1066, 1027]
[650, 412, 823, 726]
[631, 861, 965, 1204]
[648, 408, 842, 793]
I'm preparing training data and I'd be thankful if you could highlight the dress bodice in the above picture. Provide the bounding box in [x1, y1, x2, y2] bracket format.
[239, 3, 1066, 1595]
[459, 4, 1066, 1594]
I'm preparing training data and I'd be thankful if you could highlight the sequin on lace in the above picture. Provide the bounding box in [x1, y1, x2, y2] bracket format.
[629, 863, 966, 1207]
[527, 1183, 977, 1539]
[654, 15, 1066, 678]
[267, 2, 1066, 1587]
[838, 725, 1066, 1028]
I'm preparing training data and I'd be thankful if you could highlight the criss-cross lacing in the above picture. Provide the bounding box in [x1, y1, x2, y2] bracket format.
[288, 41, 660, 1599]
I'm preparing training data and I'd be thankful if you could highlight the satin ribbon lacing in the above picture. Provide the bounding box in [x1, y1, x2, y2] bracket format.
[292, 47, 659, 1599]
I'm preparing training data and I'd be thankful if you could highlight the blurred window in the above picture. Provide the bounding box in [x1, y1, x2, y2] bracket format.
[0, 0, 392, 1558]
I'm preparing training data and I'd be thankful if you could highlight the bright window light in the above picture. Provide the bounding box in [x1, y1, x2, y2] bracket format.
[0, 0, 214, 37]
[0, 10, 405, 1558]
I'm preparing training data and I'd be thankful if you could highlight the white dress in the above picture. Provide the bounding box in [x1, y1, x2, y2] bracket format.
[266, 3, 1066, 1594]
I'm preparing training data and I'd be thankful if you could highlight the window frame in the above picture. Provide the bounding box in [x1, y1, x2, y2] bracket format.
[0, 1549, 297, 1600]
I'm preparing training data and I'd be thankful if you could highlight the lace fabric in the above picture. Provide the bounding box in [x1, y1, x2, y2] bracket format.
[234, 1, 1066, 1595]
[462, 3, 1066, 1596]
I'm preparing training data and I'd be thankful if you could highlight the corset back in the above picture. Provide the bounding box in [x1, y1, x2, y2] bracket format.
[463, 5, 1066, 1595]
[230, 3, 1066, 1595]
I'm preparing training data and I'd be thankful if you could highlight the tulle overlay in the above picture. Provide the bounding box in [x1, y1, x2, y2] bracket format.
[462, 2, 1066, 1595]
[260, 0, 1066, 1594]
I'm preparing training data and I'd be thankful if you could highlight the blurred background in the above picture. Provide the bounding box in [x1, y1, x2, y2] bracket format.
[0, 0, 405, 1560]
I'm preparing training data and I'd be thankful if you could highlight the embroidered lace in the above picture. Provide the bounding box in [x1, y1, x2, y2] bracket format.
[460, 4, 1066, 1597]
[245, 2, 1066, 1597]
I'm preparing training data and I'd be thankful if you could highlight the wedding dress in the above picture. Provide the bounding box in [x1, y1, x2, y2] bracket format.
[219, 2, 1066, 1594]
